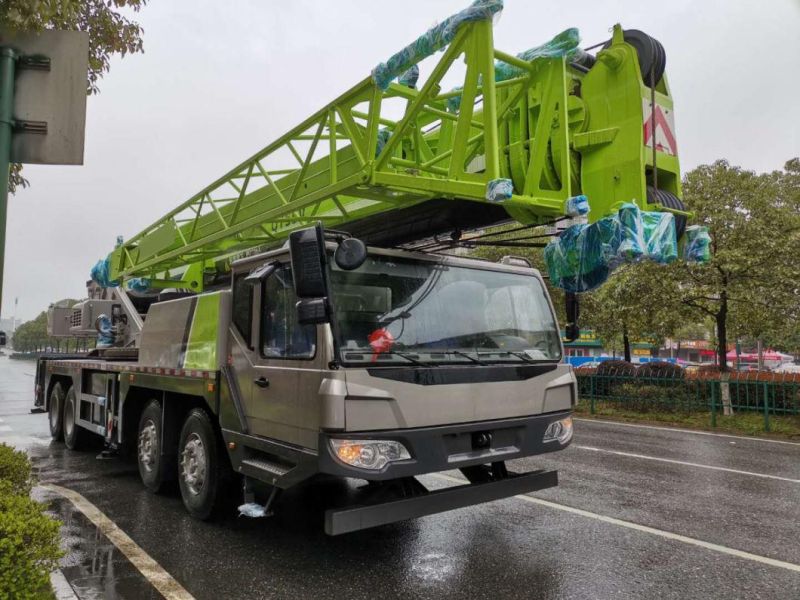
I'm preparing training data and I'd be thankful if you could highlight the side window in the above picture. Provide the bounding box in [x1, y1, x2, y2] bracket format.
[260, 266, 316, 359]
[232, 272, 253, 347]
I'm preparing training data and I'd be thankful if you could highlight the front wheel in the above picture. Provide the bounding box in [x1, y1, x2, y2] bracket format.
[48, 383, 65, 441]
[178, 408, 231, 520]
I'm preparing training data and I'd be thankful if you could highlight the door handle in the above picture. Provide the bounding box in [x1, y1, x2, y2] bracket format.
[253, 377, 269, 389]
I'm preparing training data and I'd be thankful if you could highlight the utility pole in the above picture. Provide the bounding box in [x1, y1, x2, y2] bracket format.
[0, 46, 16, 311]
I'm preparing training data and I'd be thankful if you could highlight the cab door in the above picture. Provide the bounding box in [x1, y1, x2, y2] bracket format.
[245, 263, 323, 449]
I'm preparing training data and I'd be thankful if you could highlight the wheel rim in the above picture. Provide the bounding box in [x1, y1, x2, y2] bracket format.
[49, 396, 59, 430]
[180, 433, 207, 496]
[138, 419, 159, 473]
[64, 396, 74, 437]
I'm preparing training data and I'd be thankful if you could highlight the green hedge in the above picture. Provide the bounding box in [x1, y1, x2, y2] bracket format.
[0, 444, 62, 600]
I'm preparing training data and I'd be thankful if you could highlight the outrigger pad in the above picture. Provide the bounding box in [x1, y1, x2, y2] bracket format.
[545, 202, 694, 293]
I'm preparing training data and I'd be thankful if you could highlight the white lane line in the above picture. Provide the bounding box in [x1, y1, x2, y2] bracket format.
[40, 484, 195, 600]
[433, 473, 800, 573]
[573, 445, 800, 484]
[0, 425, 12, 432]
[575, 418, 800, 446]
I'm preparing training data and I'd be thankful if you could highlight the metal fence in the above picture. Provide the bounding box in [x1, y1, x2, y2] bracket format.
[575, 367, 800, 432]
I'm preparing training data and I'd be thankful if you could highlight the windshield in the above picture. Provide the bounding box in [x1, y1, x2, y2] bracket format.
[330, 254, 562, 366]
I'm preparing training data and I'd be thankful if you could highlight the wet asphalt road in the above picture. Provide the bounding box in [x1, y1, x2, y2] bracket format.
[2, 355, 799, 599]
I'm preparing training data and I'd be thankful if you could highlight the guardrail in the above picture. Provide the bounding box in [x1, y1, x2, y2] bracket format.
[575, 366, 800, 432]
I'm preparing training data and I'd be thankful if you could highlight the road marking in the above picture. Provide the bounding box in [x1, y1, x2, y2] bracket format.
[574, 418, 800, 446]
[574, 445, 800, 484]
[0, 425, 12, 432]
[39, 484, 195, 600]
[432, 473, 800, 573]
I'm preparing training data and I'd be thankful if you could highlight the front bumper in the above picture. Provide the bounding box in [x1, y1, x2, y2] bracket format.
[325, 468, 558, 535]
[318, 410, 572, 480]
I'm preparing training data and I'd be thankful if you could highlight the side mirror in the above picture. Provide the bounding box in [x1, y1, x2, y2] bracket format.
[0, 331, 6, 346]
[290, 223, 331, 325]
[334, 238, 367, 271]
[296, 298, 329, 325]
[564, 293, 580, 342]
[289, 223, 328, 298]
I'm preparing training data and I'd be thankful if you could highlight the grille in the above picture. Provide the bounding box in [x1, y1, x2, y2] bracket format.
[70, 309, 82, 328]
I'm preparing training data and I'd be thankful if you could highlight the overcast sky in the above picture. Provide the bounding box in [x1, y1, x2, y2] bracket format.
[2, 0, 798, 322]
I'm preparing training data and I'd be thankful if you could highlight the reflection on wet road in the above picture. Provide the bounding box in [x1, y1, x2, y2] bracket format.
[2, 356, 799, 599]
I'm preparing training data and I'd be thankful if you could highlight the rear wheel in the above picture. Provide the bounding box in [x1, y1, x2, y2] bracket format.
[178, 408, 230, 520]
[48, 383, 65, 441]
[63, 386, 87, 450]
[137, 400, 170, 493]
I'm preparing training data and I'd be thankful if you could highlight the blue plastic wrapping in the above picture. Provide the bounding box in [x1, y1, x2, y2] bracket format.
[544, 216, 621, 293]
[642, 211, 677, 264]
[95, 314, 114, 348]
[371, 0, 504, 90]
[398, 64, 420, 88]
[375, 128, 391, 157]
[494, 28, 581, 82]
[446, 27, 581, 112]
[545, 203, 681, 292]
[485, 178, 513, 203]
[616, 203, 645, 263]
[90, 256, 119, 288]
[126, 278, 151, 292]
[682, 225, 711, 263]
[564, 194, 590, 217]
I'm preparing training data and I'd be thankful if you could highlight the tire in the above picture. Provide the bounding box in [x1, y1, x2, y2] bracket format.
[178, 408, 231, 520]
[137, 400, 170, 494]
[48, 382, 65, 441]
[63, 386, 87, 450]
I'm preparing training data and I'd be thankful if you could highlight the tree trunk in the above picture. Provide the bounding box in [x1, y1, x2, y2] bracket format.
[623, 325, 632, 363]
[757, 338, 764, 371]
[716, 293, 728, 372]
[716, 291, 733, 415]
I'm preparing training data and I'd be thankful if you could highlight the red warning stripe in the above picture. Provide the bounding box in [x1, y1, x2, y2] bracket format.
[643, 104, 677, 155]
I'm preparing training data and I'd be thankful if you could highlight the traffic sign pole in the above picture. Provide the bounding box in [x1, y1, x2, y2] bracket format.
[0, 46, 16, 310]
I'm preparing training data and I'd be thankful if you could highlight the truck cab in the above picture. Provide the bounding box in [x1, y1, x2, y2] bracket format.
[218, 236, 576, 532]
[229, 243, 574, 446]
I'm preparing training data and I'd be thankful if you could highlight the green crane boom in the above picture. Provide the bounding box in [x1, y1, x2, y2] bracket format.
[107, 0, 684, 291]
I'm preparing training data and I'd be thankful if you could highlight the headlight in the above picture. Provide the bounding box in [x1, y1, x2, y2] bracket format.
[543, 416, 573, 445]
[329, 439, 411, 470]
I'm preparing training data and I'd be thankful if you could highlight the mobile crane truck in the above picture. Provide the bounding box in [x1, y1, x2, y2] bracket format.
[31, 0, 703, 534]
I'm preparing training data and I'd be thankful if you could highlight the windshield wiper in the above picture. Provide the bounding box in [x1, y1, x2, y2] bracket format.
[482, 350, 537, 363]
[498, 350, 536, 362]
[377, 350, 434, 367]
[448, 350, 488, 365]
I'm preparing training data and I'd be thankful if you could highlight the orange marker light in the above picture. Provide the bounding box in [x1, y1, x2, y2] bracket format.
[335, 443, 363, 465]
